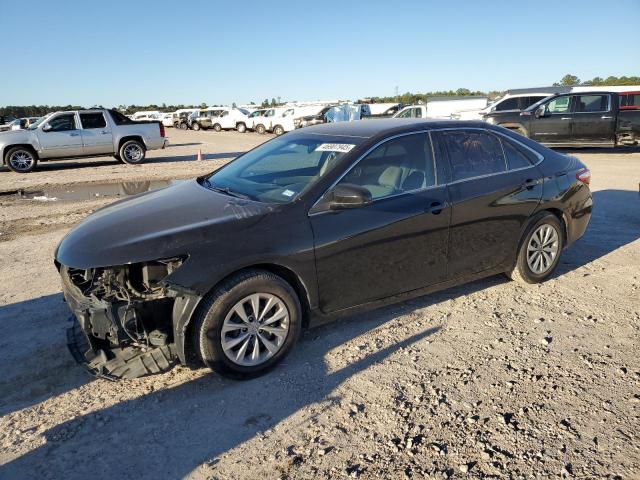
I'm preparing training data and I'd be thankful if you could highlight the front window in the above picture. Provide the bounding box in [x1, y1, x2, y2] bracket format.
[47, 114, 77, 132]
[202, 136, 361, 203]
[28, 115, 49, 130]
[338, 133, 435, 200]
[546, 96, 571, 114]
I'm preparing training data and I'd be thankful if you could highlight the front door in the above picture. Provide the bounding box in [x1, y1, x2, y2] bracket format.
[311, 132, 450, 313]
[435, 129, 542, 279]
[36, 113, 84, 158]
[529, 95, 573, 145]
[79, 112, 114, 155]
[571, 94, 615, 144]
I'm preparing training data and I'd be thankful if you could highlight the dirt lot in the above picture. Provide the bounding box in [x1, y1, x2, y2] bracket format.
[0, 128, 638, 479]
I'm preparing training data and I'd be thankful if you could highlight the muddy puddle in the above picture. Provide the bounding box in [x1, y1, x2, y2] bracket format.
[6, 180, 177, 202]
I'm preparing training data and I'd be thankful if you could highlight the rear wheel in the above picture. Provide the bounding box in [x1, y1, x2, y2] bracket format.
[273, 125, 285, 136]
[255, 124, 266, 135]
[236, 122, 246, 133]
[193, 270, 302, 378]
[119, 140, 147, 165]
[192, 122, 201, 131]
[508, 213, 563, 283]
[5, 146, 37, 173]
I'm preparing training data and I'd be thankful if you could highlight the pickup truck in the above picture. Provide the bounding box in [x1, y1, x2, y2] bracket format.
[485, 91, 640, 148]
[0, 109, 168, 173]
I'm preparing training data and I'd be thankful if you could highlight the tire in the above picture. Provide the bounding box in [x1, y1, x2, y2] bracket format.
[113, 154, 122, 162]
[255, 124, 266, 135]
[213, 123, 222, 132]
[192, 122, 201, 131]
[119, 139, 147, 165]
[5, 146, 38, 173]
[273, 125, 285, 136]
[236, 122, 246, 133]
[193, 269, 302, 379]
[179, 122, 188, 130]
[507, 213, 564, 284]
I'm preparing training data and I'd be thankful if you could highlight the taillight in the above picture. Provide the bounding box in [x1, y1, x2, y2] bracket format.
[576, 168, 591, 185]
[159, 123, 165, 137]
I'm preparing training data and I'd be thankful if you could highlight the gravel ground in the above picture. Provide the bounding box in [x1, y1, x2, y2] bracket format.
[0, 129, 638, 479]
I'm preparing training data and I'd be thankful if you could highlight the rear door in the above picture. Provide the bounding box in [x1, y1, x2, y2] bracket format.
[36, 113, 84, 158]
[79, 112, 113, 155]
[311, 132, 450, 313]
[529, 95, 573, 144]
[571, 94, 615, 144]
[435, 128, 542, 279]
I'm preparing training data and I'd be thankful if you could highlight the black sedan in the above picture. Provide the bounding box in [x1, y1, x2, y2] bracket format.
[55, 119, 592, 379]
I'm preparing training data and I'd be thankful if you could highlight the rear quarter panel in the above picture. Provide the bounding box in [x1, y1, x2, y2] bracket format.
[617, 110, 640, 145]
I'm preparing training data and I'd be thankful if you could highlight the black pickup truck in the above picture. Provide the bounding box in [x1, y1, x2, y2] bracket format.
[485, 91, 640, 148]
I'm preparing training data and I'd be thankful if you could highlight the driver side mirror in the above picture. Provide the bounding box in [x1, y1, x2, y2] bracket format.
[42, 123, 52, 132]
[534, 106, 546, 118]
[328, 184, 372, 210]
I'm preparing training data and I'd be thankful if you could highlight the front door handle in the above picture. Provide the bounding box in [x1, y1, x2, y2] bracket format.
[560, 117, 572, 120]
[69, 132, 80, 136]
[100, 130, 110, 135]
[521, 178, 540, 189]
[427, 201, 446, 215]
[601, 115, 613, 120]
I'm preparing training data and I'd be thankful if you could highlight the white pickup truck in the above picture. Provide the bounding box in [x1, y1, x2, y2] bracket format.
[0, 109, 168, 173]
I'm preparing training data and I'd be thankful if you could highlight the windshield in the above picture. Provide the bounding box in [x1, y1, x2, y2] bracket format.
[202, 135, 361, 203]
[27, 114, 50, 130]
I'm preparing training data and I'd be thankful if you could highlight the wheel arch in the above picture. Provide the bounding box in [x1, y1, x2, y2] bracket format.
[179, 262, 313, 366]
[117, 135, 145, 151]
[497, 122, 529, 137]
[2, 144, 39, 164]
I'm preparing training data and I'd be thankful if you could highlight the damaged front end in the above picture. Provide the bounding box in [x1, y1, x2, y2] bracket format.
[59, 257, 195, 380]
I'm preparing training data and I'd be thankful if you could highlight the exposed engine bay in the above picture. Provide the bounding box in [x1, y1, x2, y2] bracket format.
[59, 258, 189, 379]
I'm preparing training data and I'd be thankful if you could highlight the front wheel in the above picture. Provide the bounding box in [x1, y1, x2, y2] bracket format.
[213, 123, 222, 132]
[273, 125, 285, 136]
[193, 270, 302, 379]
[236, 122, 246, 133]
[255, 124, 266, 135]
[119, 140, 147, 165]
[5, 146, 38, 173]
[507, 213, 563, 283]
[192, 122, 201, 131]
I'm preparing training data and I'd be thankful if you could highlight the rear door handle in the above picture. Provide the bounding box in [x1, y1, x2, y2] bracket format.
[601, 115, 613, 119]
[521, 178, 540, 189]
[69, 132, 80, 137]
[427, 201, 446, 215]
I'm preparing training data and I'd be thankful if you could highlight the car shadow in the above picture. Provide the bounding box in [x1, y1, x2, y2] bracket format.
[1, 276, 514, 479]
[554, 189, 640, 275]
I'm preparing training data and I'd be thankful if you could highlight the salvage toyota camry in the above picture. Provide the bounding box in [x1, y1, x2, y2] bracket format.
[56, 119, 592, 379]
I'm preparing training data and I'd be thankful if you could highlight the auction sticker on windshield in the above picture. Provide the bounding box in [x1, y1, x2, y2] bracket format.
[315, 143, 356, 153]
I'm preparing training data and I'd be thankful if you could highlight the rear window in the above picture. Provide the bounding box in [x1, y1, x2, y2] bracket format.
[80, 113, 106, 129]
[109, 110, 135, 125]
[495, 98, 519, 111]
[575, 95, 609, 113]
[620, 93, 640, 110]
[441, 130, 506, 181]
[500, 137, 535, 170]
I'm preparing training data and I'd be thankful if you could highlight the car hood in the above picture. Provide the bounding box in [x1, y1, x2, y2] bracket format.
[55, 179, 275, 269]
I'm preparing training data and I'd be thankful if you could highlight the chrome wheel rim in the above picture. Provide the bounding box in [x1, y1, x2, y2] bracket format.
[9, 150, 34, 171]
[527, 224, 559, 274]
[124, 144, 143, 162]
[221, 293, 290, 366]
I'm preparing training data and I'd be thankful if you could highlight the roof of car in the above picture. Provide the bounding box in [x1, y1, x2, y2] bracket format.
[295, 118, 489, 139]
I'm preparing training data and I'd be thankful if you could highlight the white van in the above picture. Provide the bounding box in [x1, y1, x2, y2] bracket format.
[131, 111, 163, 121]
[209, 108, 250, 133]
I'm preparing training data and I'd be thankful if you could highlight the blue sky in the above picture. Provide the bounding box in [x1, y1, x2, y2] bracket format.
[1, 0, 638, 107]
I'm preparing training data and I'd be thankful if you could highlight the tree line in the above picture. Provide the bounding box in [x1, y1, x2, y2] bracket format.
[2, 75, 637, 118]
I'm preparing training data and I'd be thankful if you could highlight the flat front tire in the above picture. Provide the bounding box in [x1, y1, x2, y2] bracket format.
[119, 140, 147, 165]
[508, 213, 564, 284]
[5, 146, 38, 173]
[193, 270, 302, 379]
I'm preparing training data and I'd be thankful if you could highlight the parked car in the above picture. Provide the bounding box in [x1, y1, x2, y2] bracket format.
[481, 91, 564, 124]
[394, 97, 489, 120]
[131, 111, 163, 121]
[485, 91, 640, 147]
[245, 109, 269, 131]
[0, 109, 168, 173]
[296, 105, 333, 129]
[252, 108, 284, 134]
[57, 118, 592, 380]
[0, 115, 18, 132]
[365, 103, 403, 117]
[191, 108, 226, 131]
[9, 117, 41, 130]
[212, 108, 250, 133]
[161, 113, 175, 127]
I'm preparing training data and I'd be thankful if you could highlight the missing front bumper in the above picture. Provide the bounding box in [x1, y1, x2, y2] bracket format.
[66, 316, 177, 380]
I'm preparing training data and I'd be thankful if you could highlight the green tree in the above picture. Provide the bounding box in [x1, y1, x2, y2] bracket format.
[555, 74, 581, 86]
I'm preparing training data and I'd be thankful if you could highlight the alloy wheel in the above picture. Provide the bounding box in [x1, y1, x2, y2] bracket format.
[527, 224, 559, 274]
[221, 293, 290, 366]
[124, 144, 143, 162]
[9, 150, 34, 171]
